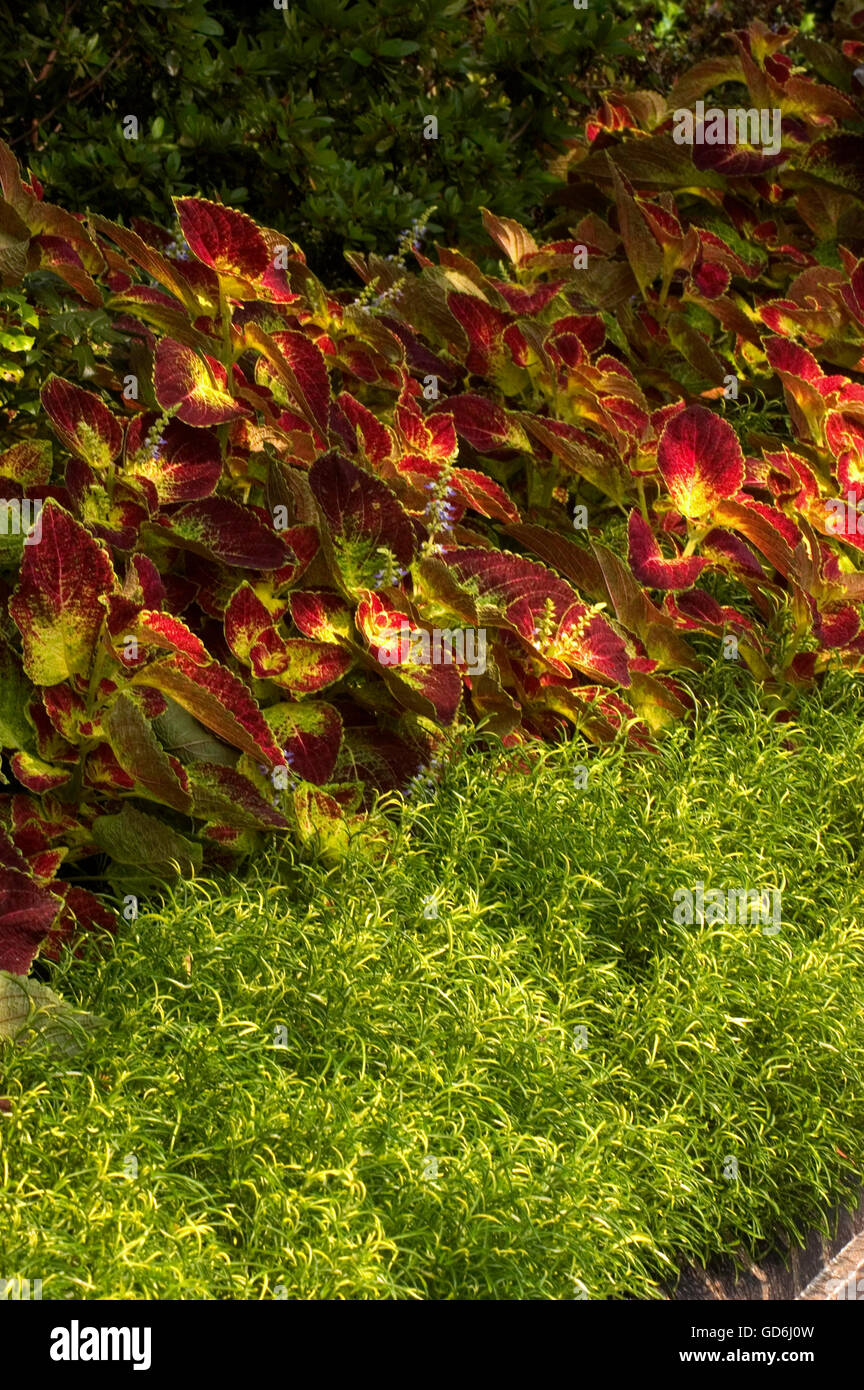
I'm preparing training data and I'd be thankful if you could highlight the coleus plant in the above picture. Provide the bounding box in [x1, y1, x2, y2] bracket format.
[1, 16, 864, 979]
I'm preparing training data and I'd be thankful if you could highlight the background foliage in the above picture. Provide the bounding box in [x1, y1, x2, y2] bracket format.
[1, 0, 634, 282]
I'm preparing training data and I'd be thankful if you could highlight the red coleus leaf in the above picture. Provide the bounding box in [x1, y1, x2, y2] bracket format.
[826, 411, 864, 496]
[354, 590, 462, 724]
[337, 391, 395, 466]
[764, 335, 832, 442]
[441, 546, 630, 685]
[225, 582, 352, 692]
[765, 336, 824, 382]
[9, 500, 116, 685]
[448, 292, 510, 374]
[692, 260, 731, 297]
[289, 590, 354, 643]
[590, 540, 701, 671]
[132, 652, 283, 765]
[309, 451, 415, 571]
[41, 376, 123, 469]
[224, 582, 289, 678]
[449, 465, 520, 524]
[552, 607, 632, 687]
[814, 602, 861, 649]
[395, 453, 520, 525]
[41, 882, 116, 964]
[174, 197, 269, 281]
[0, 864, 62, 974]
[243, 323, 330, 437]
[83, 742, 137, 794]
[434, 394, 528, 454]
[10, 752, 71, 794]
[131, 611, 210, 663]
[40, 684, 87, 743]
[254, 329, 330, 437]
[628, 511, 709, 590]
[8, 794, 88, 860]
[664, 589, 756, 636]
[656, 405, 745, 519]
[394, 384, 458, 462]
[152, 499, 287, 570]
[264, 700, 342, 785]
[154, 339, 249, 426]
[494, 281, 563, 314]
[125, 415, 223, 504]
[712, 497, 800, 578]
[187, 762, 290, 829]
[0, 439, 52, 488]
[274, 640, 354, 695]
[701, 528, 765, 580]
[271, 525, 320, 589]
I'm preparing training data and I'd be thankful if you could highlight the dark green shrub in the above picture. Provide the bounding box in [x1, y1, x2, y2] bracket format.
[1, 0, 634, 282]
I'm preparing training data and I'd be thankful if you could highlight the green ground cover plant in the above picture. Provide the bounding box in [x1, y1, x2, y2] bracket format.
[1, 668, 863, 1299]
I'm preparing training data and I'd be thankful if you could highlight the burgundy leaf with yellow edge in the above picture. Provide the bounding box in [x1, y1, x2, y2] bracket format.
[174, 197, 269, 281]
[0, 440, 52, 488]
[628, 511, 709, 590]
[656, 405, 745, 519]
[263, 700, 342, 784]
[309, 451, 415, 569]
[337, 391, 395, 466]
[154, 339, 249, 427]
[255, 330, 330, 437]
[355, 589, 462, 724]
[275, 640, 354, 695]
[224, 582, 290, 678]
[125, 415, 222, 504]
[289, 590, 354, 643]
[152, 499, 287, 570]
[132, 652, 283, 765]
[10, 751, 72, 794]
[9, 500, 115, 686]
[41, 376, 123, 469]
[433, 394, 528, 454]
[0, 863, 63, 974]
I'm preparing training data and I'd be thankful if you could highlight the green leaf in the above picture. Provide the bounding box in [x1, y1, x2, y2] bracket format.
[92, 806, 203, 885]
[0, 643, 33, 751]
[377, 39, 420, 57]
[0, 972, 105, 1057]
